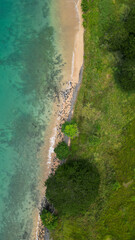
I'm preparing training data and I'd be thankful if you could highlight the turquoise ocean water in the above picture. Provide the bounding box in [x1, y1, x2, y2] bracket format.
[0, 0, 63, 239]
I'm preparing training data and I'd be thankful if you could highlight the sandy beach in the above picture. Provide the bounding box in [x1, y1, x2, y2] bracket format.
[36, 0, 84, 239]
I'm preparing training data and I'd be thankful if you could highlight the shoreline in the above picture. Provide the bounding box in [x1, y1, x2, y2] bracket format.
[36, 0, 84, 239]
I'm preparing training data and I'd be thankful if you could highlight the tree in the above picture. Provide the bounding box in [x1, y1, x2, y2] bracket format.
[54, 141, 70, 160]
[40, 209, 58, 230]
[62, 121, 79, 139]
[45, 159, 100, 215]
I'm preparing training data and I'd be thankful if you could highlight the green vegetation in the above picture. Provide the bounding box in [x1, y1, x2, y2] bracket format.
[62, 121, 79, 139]
[81, 0, 89, 13]
[45, 159, 100, 215]
[100, 3, 135, 91]
[45, 0, 135, 239]
[54, 141, 70, 160]
[40, 209, 58, 230]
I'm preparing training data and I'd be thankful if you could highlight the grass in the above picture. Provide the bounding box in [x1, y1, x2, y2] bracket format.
[50, 0, 135, 239]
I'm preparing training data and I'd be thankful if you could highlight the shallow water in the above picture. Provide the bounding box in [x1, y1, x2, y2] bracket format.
[0, 0, 63, 239]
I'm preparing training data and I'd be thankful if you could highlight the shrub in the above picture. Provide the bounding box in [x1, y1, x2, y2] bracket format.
[62, 121, 79, 139]
[81, 0, 89, 13]
[112, 181, 121, 191]
[54, 141, 70, 160]
[40, 209, 58, 230]
[45, 159, 100, 215]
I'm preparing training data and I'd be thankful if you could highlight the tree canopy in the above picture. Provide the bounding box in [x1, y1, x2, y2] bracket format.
[45, 159, 100, 215]
[62, 121, 79, 139]
[40, 209, 58, 230]
[54, 141, 70, 160]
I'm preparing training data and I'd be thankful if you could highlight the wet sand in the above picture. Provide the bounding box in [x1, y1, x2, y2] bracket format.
[35, 0, 84, 239]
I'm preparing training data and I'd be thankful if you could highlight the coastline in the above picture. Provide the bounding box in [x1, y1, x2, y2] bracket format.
[35, 0, 135, 239]
[36, 0, 84, 239]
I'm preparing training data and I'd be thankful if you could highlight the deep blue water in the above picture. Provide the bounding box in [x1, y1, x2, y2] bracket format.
[0, 0, 63, 239]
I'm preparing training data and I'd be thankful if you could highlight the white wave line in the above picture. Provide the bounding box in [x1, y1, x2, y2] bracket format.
[73, 0, 80, 23]
[47, 127, 57, 168]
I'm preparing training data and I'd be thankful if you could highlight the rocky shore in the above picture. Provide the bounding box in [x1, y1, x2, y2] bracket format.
[37, 63, 83, 240]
